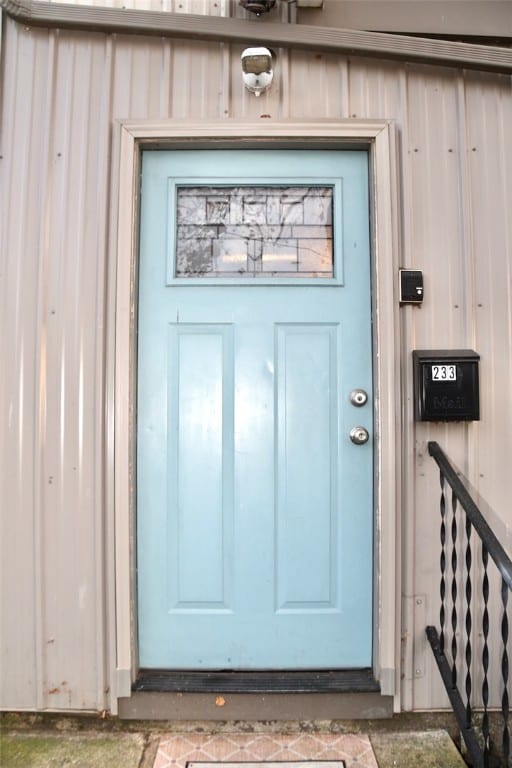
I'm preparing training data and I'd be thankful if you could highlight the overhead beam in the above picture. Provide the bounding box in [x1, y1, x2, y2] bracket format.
[299, 1, 512, 39]
[2, 0, 512, 73]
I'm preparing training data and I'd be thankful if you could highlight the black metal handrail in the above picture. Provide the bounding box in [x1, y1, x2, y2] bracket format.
[427, 440, 512, 768]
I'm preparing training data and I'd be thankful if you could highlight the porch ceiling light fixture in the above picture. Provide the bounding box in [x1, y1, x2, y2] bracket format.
[241, 47, 274, 96]
[239, 0, 276, 15]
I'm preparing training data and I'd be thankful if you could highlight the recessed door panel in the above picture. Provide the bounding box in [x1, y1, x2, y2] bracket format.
[275, 324, 338, 611]
[167, 324, 234, 611]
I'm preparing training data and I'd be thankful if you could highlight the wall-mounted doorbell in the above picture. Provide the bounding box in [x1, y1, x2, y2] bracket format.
[400, 269, 424, 304]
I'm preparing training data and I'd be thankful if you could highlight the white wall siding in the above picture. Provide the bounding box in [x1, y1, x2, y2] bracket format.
[1, 14, 511, 712]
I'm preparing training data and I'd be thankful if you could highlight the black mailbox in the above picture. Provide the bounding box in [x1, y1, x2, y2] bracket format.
[413, 349, 480, 422]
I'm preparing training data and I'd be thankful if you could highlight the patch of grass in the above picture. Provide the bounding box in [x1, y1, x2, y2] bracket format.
[0, 732, 144, 768]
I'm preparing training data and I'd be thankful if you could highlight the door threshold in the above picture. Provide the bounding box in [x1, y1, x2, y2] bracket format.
[133, 668, 380, 694]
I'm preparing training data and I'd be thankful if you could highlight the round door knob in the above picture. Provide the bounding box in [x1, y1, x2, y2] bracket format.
[350, 389, 368, 407]
[350, 426, 370, 445]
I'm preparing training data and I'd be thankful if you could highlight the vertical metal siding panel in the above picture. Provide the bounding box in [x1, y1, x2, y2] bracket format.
[42, 32, 81, 710]
[402, 68, 471, 710]
[0, 22, 114, 711]
[465, 73, 512, 507]
[403, 67, 468, 345]
[347, 57, 405, 120]
[169, 40, 227, 119]
[110, 37, 136, 116]
[111, 36, 158, 117]
[0, 22, 55, 709]
[111, 37, 228, 120]
[88, 34, 115, 713]
[168, 40, 193, 117]
[403, 69, 482, 709]
[286, 51, 350, 119]
[0, 19, 38, 710]
[464, 73, 512, 708]
[395, 68, 417, 713]
[159, 41, 173, 116]
[41, 33, 79, 710]
[347, 59, 502, 710]
[401, 68, 512, 710]
[307, 53, 512, 713]
[33, 31, 112, 711]
[35, 0, 227, 11]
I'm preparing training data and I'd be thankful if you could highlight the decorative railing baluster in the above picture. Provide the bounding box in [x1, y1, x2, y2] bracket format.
[427, 441, 512, 768]
[501, 578, 510, 766]
[440, 472, 447, 655]
[482, 544, 490, 765]
[451, 490, 459, 690]
[465, 517, 473, 730]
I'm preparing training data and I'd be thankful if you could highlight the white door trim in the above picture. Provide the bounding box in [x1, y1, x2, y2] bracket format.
[107, 119, 401, 713]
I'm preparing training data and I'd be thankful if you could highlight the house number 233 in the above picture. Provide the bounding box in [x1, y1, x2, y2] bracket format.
[432, 364, 457, 381]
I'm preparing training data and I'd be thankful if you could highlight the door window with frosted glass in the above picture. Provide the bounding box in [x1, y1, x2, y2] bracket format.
[174, 186, 334, 278]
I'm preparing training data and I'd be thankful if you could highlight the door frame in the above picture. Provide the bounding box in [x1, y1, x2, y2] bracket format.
[107, 119, 401, 713]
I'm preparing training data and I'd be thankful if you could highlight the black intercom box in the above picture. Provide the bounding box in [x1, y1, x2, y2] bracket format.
[400, 269, 424, 303]
[413, 350, 480, 421]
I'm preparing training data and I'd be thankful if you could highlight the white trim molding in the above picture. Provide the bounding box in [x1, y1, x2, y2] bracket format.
[109, 119, 401, 711]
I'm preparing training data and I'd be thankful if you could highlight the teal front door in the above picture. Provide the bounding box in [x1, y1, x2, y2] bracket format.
[137, 149, 373, 670]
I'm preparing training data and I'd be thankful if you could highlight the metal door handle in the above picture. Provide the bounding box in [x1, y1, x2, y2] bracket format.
[350, 426, 369, 445]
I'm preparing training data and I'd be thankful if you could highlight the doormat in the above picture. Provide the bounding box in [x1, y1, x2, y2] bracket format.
[153, 733, 378, 768]
[189, 762, 346, 768]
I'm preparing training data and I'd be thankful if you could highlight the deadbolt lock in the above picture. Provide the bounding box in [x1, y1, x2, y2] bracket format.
[350, 389, 368, 407]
